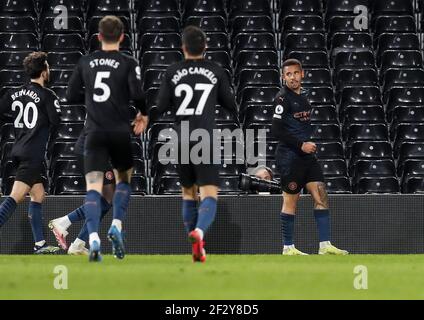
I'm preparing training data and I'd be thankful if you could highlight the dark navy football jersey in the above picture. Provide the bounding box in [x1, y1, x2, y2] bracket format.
[66, 50, 147, 134]
[0, 82, 61, 160]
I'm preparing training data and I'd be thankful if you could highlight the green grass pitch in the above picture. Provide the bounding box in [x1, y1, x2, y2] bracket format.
[1, 255, 423, 299]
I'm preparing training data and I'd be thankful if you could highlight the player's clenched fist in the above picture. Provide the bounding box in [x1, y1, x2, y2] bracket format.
[301, 142, 316, 154]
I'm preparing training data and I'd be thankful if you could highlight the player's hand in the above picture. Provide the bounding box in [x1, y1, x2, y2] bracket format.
[301, 142, 317, 154]
[132, 112, 149, 135]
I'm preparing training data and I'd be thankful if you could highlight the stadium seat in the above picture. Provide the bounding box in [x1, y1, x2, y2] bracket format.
[41, 0, 83, 17]
[233, 33, 276, 57]
[316, 141, 344, 159]
[143, 68, 166, 91]
[0, 16, 37, 33]
[352, 159, 397, 182]
[280, 0, 322, 17]
[327, 16, 365, 44]
[49, 69, 74, 85]
[131, 176, 148, 195]
[391, 107, 424, 131]
[56, 123, 84, 141]
[232, 16, 273, 35]
[141, 51, 183, 70]
[339, 86, 382, 109]
[403, 177, 424, 194]
[382, 69, 424, 96]
[330, 33, 372, 57]
[326, 0, 368, 17]
[324, 177, 352, 194]
[0, 51, 31, 68]
[318, 159, 347, 177]
[372, 0, 413, 16]
[155, 176, 182, 194]
[138, 16, 180, 33]
[333, 51, 375, 72]
[345, 124, 389, 142]
[136, 0, 179, 16]
[310, 106, 338, 124]
[219, 177, 242, 194]
[349, 141, 393, 166]
[0, 70, 28, 86]
[386, 87, 424, 119]
[335, 68, 378, 93]
[238, 86, 281, 106]
[283, 33, 326, 56]
[305, 87, 336, 105]
[0, 33, 38, 51]
[288, 51, 328, 68]
[185, 16, 226, 32]
[139, 33, 182, 53]
[51, 159, 83, 178]
[282, 15, 324, 34]
[47, 51, 83, 68]
[236, 69, 280, 91]
[205, 32, 229, 51]
[183, 0, 226, 19]
[397, 142, 424, 163]
[53, 176, 86, 195]
[394, 124, 424, 154]
[230, 0, 271, 17]
[243, 105, 274, 125]
[41, 16, 84, 35]
[310, 124, 341, 142]
[0, 0, 36, 15]
[87, 0, 131, 18]
[60, 105, 86, 122]
[204, 51, 231, 71]
[374, 16, 416, 42]
[376, 33, 419, 61]
[354, 177, 400, 194]
[380, 50, 423, 73]
[343, 105, 386, 125]
[42, 34, 85, 52]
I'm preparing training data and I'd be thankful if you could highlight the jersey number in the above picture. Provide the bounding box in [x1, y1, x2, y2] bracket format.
[11, 101, 38, 129]
[93, 72, 111, 102]
[175, 83, 214, 116]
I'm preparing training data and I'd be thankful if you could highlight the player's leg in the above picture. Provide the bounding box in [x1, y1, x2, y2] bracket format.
[84, 133, 108, 262]
[107, 167, 132, 259]
[277, 158, 308, 255]
[182, 185, 199, 234]
[68, 170, 115, 255]
[29, 183, 59, 254]
[107, 132, 134, 259]
[0, 181, 29, 228]
[305, 160, 348, 255]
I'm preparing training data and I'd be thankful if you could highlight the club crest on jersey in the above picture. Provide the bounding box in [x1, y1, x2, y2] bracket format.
[105, 171, 114, 181]
[288, 182, 298, 191]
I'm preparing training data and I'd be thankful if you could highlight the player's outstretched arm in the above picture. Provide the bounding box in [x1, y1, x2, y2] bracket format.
[218, 70, 239, 124]
[154, 70, 172, 116]
[66, 62, 84, 103]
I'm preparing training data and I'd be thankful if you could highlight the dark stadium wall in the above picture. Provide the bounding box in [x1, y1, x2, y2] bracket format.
[1, 195, 423, 254]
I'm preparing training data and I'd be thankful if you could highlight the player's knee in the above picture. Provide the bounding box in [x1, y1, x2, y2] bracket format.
[182, 186, 197, 200]
[9, 191, 26, 204]
[199, 185, 218, 200]
[30, 191, 45, 203]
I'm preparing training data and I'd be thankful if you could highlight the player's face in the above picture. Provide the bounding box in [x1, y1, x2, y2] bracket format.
[282, 65, 304, 91]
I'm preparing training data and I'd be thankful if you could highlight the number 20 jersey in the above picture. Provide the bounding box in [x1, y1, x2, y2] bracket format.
[0, 83, 61, 161]
[66, 50, 147, 134]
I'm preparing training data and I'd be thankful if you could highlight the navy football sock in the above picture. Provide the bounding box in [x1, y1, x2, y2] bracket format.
[112, 182, 131, 221]
[67, 205, 85, 223]
[196, 197, 217, 233]
[84, 190, 102, 235]
[28, 201, 44, 243]
[182, 200, 198, 233]
[280, 213, 295, 246]
[78, 197, 111, 243]
[314, 209, 330, 242]
[0, 197, 17, 227]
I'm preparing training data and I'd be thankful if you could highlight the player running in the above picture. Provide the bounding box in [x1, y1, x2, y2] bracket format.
[0, 52, 61, 254]
[66, 16, 148, 262]
[271, 59, 348, 256]
[48, 127, 116, 255]
[155, 26, 238, 263]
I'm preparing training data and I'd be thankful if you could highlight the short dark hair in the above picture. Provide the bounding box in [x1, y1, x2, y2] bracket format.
[23, 52, 48, 79]
[282, 58, 303, 70]
[182, 26, 207, 56]
[99, 15, 124, 43]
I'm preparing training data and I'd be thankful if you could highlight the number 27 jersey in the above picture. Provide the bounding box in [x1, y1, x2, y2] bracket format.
[155, 59, 237, 133]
